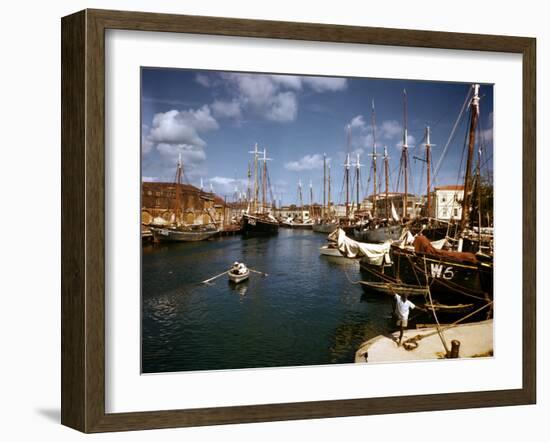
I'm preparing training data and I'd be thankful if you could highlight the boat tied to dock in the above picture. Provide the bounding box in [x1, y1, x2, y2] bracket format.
[241, 144, 280, 236]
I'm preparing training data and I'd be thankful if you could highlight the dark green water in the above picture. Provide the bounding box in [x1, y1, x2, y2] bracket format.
[142, 229, 394, 373]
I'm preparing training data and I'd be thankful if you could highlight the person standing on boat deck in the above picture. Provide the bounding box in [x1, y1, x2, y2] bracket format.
[394, 293, 416, 346]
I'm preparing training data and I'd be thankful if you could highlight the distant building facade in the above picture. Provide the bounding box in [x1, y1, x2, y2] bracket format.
[429, 185, 464, 221]
[364, 192, 422, 219]
[141, 182, 227, 225]
[276, 206, 311, 220]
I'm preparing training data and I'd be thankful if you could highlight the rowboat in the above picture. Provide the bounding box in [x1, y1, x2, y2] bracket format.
[228, 268, 250, 284]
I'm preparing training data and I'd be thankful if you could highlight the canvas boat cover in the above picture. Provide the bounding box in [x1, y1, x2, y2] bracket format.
[335, 229, 454, 265]
[336, 228, 392, 265]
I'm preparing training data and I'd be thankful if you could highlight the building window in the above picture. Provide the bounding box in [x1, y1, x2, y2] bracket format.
[454, 208, 458, 217]
[442, 208, 448, 217]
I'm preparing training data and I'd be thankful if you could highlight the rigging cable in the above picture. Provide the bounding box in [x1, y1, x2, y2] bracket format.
[433, 87, 473, 182]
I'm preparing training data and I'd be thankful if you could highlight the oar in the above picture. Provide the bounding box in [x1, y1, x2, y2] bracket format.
[201, 270, 229, 284]
[248, 268, 268, 277]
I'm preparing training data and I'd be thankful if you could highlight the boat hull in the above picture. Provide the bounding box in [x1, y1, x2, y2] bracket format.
[312, 223, 338, 233]
[286, 223, 313, 229]
[359, 246, 493, 306]
[354, 225, 403, 243]
[151, 227, 218, 242]
[241, 214, 279, 236]
[319, 245, 343, 257]
[228, 270, 250, 284]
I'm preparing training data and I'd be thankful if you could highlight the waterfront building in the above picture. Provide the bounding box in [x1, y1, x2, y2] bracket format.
[428, 185, 464, 221]
[363, 192, 422, 219]
[141, 181, 227, 226]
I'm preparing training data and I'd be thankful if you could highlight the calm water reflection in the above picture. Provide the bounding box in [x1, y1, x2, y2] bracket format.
[142, 229, 393, 373]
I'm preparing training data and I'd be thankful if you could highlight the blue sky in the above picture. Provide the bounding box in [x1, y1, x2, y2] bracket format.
[141, 68, 493, 206]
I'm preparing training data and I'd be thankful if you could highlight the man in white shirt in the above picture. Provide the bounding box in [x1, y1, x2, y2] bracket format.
[237, 262, 248, 275]
[394, 293, 417, 346]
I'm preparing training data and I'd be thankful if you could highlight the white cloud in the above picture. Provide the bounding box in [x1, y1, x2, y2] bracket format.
[142, 133, 154, 154]
[480, 111, 493, 144]
[214, 73, 347, 123]
[211, 99, 242, 119]
[195, 73, 211, 87]
[379, 120, 402, 139]
[156, 143, 207, 163]
[142, 105, 219, 181]
[149, 106, 218, 146]
[270, 75, 302, 90]
[266, 91, 297, 122]
[357, 133, 374, 150]
[394, 134, 416, 149]
[350, 115, 366, 129]
[481, 128, 493, 143]
[142, 176, 158, 182]
[303, 76, 347, 92]
[285, 154, 328, 172]
[209, 176, 249, 195]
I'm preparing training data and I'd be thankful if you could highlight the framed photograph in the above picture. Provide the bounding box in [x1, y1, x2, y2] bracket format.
[61, 9, 536, 433]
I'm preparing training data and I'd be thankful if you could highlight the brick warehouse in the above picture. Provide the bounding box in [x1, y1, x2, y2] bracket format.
[141, 181, 228, 226]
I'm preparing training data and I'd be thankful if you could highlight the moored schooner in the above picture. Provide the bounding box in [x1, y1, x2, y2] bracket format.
[347, 84, 494, 312]
[241, 143, 279, 236]
[150, 154, 219, 242]
[282, 179, 314, 228]
[313, 153, 338, 233]
[354, 99, 405, 243]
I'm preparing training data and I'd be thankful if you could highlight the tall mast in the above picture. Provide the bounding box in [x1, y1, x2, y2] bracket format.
[477, 125, 483, 249]
[384, 146, 389, 220]
[246, 161, 251, 207]
[460, 84, 480, 231]
[309, 179, 313, 217]
[298, 179, 304, 218]
[370, 100, 378, 217]
[355, 153, 362, 211]
[328, 164, 332, 217]
[322, 153, 326, 219]
[248, 143, 260, 213]
[424, 126, 434, 217]
[262, 150, 267, 212]
[401, 89, 410, 219]
[345, 153, 351, 218]
[345, 125, 351, 219]
[174, 153, 183, 223]
[259, 148, 271, 213]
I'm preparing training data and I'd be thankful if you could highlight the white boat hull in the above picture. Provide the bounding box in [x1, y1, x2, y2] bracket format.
[319, 245, 344, 257]
[228, 270, 250, 284]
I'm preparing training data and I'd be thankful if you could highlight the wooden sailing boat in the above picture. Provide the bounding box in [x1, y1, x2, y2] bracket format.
[241, 144, 279, 236]
[358, 84, 493, 310]
[150, 154, 219, 242]
[353, 100, 404, 243]
[283, 179, 314, 228]
[313, 153, 338, 233]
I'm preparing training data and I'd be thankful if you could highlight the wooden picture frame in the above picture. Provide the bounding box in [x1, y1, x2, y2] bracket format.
[61, 9, 536, 433]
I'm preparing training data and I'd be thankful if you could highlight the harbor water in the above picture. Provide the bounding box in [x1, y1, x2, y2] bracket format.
[142, 229, 394, 373]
